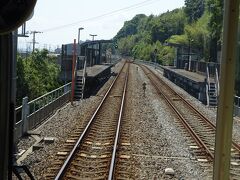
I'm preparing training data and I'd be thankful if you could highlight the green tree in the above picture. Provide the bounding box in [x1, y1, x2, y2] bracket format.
[117, 35, 136, 55]
[206, 0, 223, 62]
[149, 9, 186, 43]
[114, 14, 147, 40]
[16, 55, 29, 105]
[168, 12, 210, 60]
[17, 49, 61, 105]
[184, 0, 205, 23]
[114, 4, 215, 66]
[132, 41, 153, 61]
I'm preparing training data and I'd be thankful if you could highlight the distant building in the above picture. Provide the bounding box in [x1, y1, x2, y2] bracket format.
[60, 40, 112, 82]
[54, 47, 61, 54]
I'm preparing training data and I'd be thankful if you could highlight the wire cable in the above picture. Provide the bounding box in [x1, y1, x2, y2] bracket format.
[41, 0, 160, 32]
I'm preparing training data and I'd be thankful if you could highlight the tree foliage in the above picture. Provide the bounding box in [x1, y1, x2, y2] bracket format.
[114, 0, 239, 94]
[149, 9, 186, 43]
[115, 14, 147, 40]
[168, 12, 210, 59]
[115, 8, 185, 65]
[117, 35, 136, 56]
[184, 0, 205, 23]
[206, 0, 223, 62]
[17, 49, 61, 105]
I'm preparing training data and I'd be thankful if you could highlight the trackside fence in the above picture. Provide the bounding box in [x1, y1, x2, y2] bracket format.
[136, 59, 164, 72]
[15, 82, 72, 139]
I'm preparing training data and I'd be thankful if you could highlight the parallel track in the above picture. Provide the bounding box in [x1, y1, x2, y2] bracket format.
[139, 64, 240, 179]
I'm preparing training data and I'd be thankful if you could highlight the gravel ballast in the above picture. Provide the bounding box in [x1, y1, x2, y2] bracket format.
[128, 63, 210, 179]
[147, 64, 240, 146]
[14, 62, 124, 179]
[14, 60, 233, 179]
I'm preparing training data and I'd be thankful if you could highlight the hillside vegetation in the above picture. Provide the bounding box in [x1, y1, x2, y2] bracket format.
[114, 0, 222, 65]
[114, 0, 240, 95]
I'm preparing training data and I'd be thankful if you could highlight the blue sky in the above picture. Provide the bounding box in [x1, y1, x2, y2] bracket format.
[18, 0, 185, 51]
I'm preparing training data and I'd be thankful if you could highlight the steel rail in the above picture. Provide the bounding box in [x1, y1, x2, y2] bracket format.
[140, 65, 214, 160]
[140, 64, 240, 178]
[182, 99, 240, 152]
[55, 61, 127, 180]
[143, 64, 240, 153]
[108, 62, 129, 180]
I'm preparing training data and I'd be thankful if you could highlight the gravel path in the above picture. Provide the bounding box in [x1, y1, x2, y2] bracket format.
[128, 63, 210, 179]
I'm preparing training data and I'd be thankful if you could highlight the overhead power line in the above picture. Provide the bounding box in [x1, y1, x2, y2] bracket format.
[41, 0, 160, 32]
[30, 31, 42, 52]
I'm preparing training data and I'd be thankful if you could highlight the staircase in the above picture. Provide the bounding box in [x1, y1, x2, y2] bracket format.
[207, 82, 218, 106]
[74, 59, 87, 101]
[206, 66, 219, 107]
[74, 76, 84, 100]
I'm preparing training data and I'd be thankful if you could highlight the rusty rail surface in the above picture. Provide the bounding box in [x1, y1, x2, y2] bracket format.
[53, 61, 129, 179]
[139, 64, 240, 178]
[140, 64, 214, 160]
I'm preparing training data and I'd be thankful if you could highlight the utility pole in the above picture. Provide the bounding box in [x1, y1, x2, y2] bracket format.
[26, 42, 32, 57]
[78, 27, 84, 69]
[78, 27, 84, 45]
[89, 34, 97, 66]
[31, 31, 42, 52]
[48, 44, 51, 52]
[89, 34, 97, 41]
[188, 39, 193, 71]
[213, 0, 240, 179]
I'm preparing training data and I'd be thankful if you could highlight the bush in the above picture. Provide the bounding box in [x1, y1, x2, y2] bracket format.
[17, 49, 61, 105]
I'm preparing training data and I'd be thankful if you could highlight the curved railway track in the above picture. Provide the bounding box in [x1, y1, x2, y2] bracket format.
[139, 64, 240, 179]
[44, 61, 130, 179]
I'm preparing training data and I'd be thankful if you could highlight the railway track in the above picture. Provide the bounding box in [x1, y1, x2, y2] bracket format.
[45, 61, 130, 179]
[139, 64, 240, 179]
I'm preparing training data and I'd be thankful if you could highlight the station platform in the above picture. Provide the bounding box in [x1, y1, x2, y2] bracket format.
[76, 64, 113, 98]
[164, 67, 214, 83]
[77, 64, 112, 78]
[162, 67, 211, 104]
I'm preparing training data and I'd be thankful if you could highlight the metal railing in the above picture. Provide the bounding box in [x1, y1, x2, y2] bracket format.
[215, 67, 220, 96]
[206, 66, 211, 106]
[234, 96, 240, 117]
[206, 84, 210, 107]
[15, 82, 72, 139]
[16, 105, 23, 123]
[178, 59, 220, 77]
[136, 59, 164, 72]
[28, 83, 71, 116]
